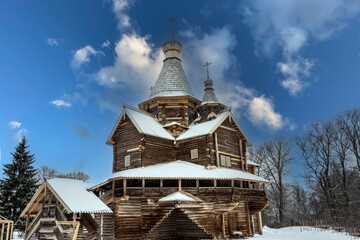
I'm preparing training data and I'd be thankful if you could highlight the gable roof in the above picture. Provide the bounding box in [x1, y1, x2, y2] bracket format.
[93, 160, 269, 186]
[176, 110, 251, 145]
[107, 105, 251, 146]
[107, 104, 174, 144]
[21, 178, 112, 217]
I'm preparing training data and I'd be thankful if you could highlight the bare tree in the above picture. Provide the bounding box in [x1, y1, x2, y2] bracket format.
[295, 121, 338, 222]
[337, 109, 360, 172]
[250, 136, 292, 227]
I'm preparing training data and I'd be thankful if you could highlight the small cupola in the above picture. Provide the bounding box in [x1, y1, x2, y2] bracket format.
[195, 62, 227, 124]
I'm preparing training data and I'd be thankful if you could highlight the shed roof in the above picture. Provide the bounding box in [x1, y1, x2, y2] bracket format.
[247, 160, 261, 167]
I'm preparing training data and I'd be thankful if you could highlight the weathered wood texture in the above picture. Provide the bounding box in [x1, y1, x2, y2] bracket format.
[112, 116, 141, 172]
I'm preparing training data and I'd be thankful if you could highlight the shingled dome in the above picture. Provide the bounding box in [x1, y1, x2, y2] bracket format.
[149, 39, 194, 98]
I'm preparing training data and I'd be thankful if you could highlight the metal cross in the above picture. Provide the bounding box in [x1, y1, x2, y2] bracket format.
[203, 62, 212, 79]
[166, 16, 178, 39]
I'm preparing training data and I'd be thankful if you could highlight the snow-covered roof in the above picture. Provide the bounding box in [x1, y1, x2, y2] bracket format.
[47, 178, 112, 214]
[159, 191, 202, 202]
[163, 122, 188, 128]
[247, 160, 261, 167]
[107, 104, 174, 144]
[176, 111, 229, 141]
[100, 160, 269, 183]
[107, 105, 251, 145]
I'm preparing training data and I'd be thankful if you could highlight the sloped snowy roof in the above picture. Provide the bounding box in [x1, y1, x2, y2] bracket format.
[159, 191, 202, 202]
[247, 160, 261, 167]
[107, 105, 174, 144]
[105, 160, 268, 183]
[47, 178, 112, 214]
[176, 111, 229, 141]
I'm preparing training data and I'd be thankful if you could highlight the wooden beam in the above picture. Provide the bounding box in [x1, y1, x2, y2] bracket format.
[123, 179, 127, 197]
[100, 213, 104, 237]
[219, 125, 237, 132]
[1, 222, 4, 240]
[214, 132, 220, 167]
[257, 211, 263, 235]
[178, 179, 182, 191]
[239, 139, 244, 171]
[24, 214, 29, 240]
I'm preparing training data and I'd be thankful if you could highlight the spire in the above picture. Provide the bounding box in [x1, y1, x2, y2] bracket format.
[149, 18, 194, 98]
[202, 62, 219, 103]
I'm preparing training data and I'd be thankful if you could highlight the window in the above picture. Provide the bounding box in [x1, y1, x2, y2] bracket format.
[226, 156, 232, 167]
[220, 154, 232, 167]
[220, 155, 226, 166]
[124, 155, 131, 167]
[191, 149, 198, 159]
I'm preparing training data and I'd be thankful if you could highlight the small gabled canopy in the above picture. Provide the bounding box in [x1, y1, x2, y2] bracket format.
[107, 104, 174, 145]
[21, 178, 112, 217]
[158, 191, 202, 202]
[176, 110, 252, 145]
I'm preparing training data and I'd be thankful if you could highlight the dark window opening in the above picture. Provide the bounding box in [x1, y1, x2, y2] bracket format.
[216, 180, 232, 187]
[114, 179, 123, 188]
[182, 180, 197, 188]
[234, 180, 241, 188]
[145, 180, 161, 187]
[242, 181, 249, 189]
[127, 179, 142, 187]
[163, 180, 178, 188]
[199, 180, 214, 187]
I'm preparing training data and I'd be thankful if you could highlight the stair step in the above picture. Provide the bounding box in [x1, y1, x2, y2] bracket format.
[39, 226, 57, 233]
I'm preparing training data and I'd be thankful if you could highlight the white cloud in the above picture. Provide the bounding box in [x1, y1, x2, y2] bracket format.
[112, 0, 133, 30]
[96, 33, 163, 95]
[102, 40, 111, 48]
[241, 0, 360, 95]
[71, 45, 102, 69]
[8, 121, 21, 129]
[50, 99, 72, 108]
[277, 57, 314, 96]
[15, 128, 28, 142]
[47, 38, 59, 46]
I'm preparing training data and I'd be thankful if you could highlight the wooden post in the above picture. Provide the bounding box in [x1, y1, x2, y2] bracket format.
[196, 179, 199, 195]
[160, 179, 164, 196]
[9, 222, 13, 240]
[246, 202, 251, 235]
[215, 132, 220, 167]
[178, 179, 182, 191]
[239, 139, 244, 171]
[1, 222, 4, 240]
[221, 214, 225, 238]
[123, 179, 127, 197]
[24, 214, 30, 240]
[6, 222, 10, 240]
[100, 213, 104, 238]
[142, 179, 145, 197]
[112, 180, 115, 198]
[257, 211, 263, 235]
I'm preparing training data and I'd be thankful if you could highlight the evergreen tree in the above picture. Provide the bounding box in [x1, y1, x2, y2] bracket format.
[0, 137, 38, 231]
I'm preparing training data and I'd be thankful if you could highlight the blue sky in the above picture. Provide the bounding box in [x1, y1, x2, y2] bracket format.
[1, 0, 360, 184]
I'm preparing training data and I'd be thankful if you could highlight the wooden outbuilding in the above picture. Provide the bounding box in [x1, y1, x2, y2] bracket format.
[0, 215, 14, 240]
[20, 178, 112, 240]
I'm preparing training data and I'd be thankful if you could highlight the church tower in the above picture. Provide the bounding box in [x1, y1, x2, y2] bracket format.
[138, 37, 201, 127]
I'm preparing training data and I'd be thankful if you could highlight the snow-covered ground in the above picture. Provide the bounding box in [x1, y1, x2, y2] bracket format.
[11, 226, 359, 240]
[254, 226, 357, 240]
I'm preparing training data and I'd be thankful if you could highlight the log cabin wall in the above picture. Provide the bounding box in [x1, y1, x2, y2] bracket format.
[175, 135, 216, 166]
[138, 96, 201, 126]
[112, 116, 142, 172]
[142, 135, 176, 166]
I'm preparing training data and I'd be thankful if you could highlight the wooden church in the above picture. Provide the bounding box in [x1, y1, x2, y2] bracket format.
[21, 33, 269, 240]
